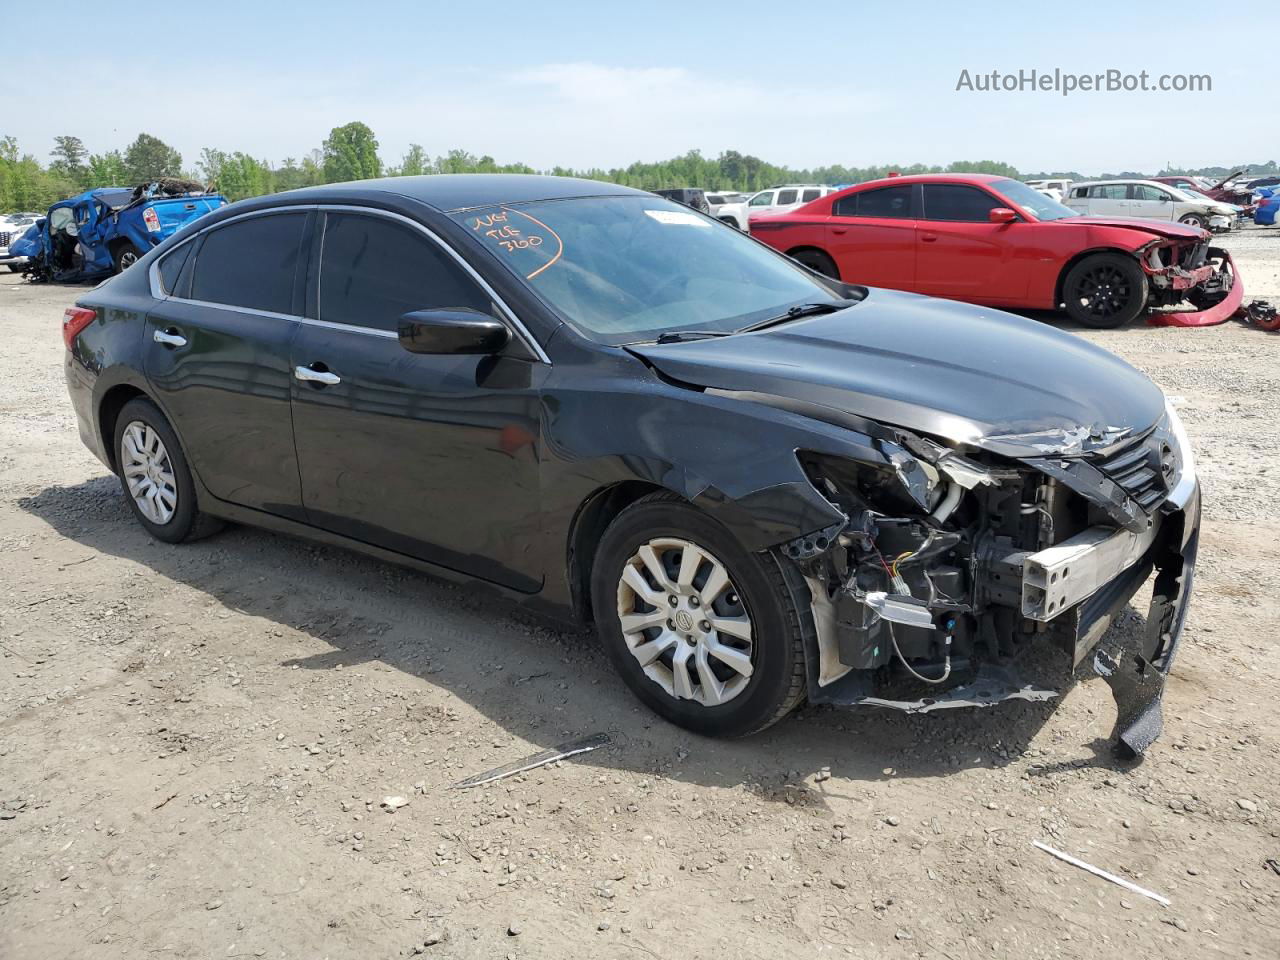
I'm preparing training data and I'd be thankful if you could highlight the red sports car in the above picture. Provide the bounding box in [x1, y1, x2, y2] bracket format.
[750, 174, 1242, 329]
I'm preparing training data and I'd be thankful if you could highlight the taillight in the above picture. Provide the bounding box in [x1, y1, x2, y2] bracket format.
[63, 306, 96, 349]
[143, 207, 161, 232]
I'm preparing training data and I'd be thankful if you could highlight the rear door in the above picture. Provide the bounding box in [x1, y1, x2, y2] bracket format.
[914, 183, 1026, 302]
[143, 211, 308, 520]
[825, 184, 917, 290]
[288, 209, 546, 591]
[1128, 183, 1175, 221]
[1089, 183, 1131, 217]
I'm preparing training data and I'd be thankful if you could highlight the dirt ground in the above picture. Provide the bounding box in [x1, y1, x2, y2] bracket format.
[2, 227, 1278, 960]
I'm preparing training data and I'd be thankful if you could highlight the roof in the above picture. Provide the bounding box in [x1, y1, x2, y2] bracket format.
[52, 187, 135, 209]
[277, 174, 643, 212]
[850, 173, 1007, 189]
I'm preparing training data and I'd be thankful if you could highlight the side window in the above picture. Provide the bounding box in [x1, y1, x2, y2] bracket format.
[1090, 185, 1127, 200]
[843, 185, 913, 219]
[1132, 185, 1164, 201]
[157, 242, 194, 295]
[748, 192, 775, 207]
[801, 189, 821, 202]
[190, 213, 305, 314]
[318, 213, 491, 332]
[76, 205, 91, 225]
[776, 189, 798, 205]
[921, 185, 1001, 222]
[1071, 187, 1087, 199]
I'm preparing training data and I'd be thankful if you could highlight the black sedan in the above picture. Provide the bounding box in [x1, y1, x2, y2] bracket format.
[62, 175, 1200, 755]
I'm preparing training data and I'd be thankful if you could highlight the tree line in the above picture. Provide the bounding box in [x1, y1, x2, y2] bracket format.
[3, 122, 1277, 212]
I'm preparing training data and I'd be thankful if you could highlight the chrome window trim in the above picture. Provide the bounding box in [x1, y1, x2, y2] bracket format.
[147, 202, 551, 363]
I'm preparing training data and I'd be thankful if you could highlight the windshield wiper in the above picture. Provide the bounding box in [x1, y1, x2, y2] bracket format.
[653, 330, 735, 344]
[739, 301, 846, 333]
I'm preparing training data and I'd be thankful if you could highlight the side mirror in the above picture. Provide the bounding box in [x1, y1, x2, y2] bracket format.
[988, 207, 1017, 223]
[397, 308, 511, 355]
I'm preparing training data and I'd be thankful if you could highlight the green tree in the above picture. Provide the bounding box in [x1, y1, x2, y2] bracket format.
[322, 122, 380, 183]
[87, 150, 130, 186]
[49, 135, 89, 188]
[395, 144, 428, 177]
[123, 133, 182, 182]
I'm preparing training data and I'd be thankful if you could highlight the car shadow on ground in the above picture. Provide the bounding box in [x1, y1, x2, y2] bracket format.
[18, 475, 1140, 802]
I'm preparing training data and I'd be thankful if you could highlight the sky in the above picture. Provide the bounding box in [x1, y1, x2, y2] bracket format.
[8, 0, 1277, 176]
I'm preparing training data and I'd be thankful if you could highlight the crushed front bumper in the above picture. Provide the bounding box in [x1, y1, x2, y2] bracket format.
[1147, 249, 1244, 328]
[1090, 476, 1199, 757]
[795, 476, 1200, 758]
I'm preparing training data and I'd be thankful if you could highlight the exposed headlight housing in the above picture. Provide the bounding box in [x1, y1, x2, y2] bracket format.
[1164, 397, 1196, 500]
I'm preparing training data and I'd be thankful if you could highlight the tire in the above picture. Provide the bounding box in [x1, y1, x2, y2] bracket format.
[112, 397, 222, 543]
[790, 248, 840, 280]
[590, 492, 806, 738]
[112, 242, 144, 274]
[1178, 214, 1206, 230]
[6, 264, 21, 273]
[1061, 252, 1149, 329]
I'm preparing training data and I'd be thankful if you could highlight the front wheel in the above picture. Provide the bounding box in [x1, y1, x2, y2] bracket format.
[112, 397, 222, 543]
[1062, 252, 1149, 329]
[112, 242, 144, 274]
[590, 493, 805, 738]
[1178, 213, 1207, 230]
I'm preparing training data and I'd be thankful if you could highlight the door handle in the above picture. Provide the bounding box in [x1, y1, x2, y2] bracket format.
[921, 233, 939, 242]
[831, 227, 848, 235]
[294, 364, 341, 386]
[153, 328, 187, 348]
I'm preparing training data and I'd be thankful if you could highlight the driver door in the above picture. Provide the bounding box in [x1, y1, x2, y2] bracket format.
[289, 210, 547, 592]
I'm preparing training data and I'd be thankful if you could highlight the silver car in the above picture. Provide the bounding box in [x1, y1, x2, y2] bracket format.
[0, 212, 39, 272]
[1064, 179, 1235, 231]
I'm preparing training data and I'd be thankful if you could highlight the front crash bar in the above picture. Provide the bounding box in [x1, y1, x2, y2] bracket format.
[1146, 250, 1244, 328]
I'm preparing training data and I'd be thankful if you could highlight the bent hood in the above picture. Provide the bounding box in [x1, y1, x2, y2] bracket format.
[1062, 216, 1205, 241]
[630, 289, 1166, 458]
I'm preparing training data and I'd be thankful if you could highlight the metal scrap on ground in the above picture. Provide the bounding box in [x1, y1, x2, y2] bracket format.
[453, 733, 611, 789]
[1032, 839, 1171, 906]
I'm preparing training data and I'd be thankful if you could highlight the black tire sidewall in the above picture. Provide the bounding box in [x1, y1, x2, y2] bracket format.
[1179, 215, 1206, 229]
[590, 499, 799, 738]
[112, 398, 200, 543]
[1063, 252, 1148, 329]
[793, 249, 840, 280]
[113, 243, 143, 274]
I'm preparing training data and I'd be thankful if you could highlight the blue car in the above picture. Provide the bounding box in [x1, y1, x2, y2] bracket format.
[1255, 187, 1277, 226]
[17, 179, 226, 282]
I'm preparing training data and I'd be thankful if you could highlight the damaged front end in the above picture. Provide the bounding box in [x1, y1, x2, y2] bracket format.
[1140, 238, 1245, 328]
[782, 408, 1200, 758]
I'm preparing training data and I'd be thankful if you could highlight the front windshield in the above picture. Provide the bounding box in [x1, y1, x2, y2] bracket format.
[452, 195, 845, 345]
[991, 178, 1080, 221]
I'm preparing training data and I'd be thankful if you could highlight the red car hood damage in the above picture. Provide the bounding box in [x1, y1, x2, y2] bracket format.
[1060, 216, 1206, 241]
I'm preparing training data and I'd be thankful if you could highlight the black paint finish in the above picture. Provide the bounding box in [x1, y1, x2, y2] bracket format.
[63, 175, 1178, 627]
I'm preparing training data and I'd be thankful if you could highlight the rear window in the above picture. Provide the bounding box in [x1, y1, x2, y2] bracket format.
[836, 185, 912, 218]
[157, 242, 193, 295]
[776, 189, 798, 205]
[190, 213, 305, 315]
[801, 189, 821, 202]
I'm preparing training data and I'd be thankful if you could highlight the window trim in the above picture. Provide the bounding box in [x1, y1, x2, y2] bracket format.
[149, 203, 551, 364]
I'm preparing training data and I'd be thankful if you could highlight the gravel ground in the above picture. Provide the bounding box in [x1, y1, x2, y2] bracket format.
[1, 227, 1278, 959]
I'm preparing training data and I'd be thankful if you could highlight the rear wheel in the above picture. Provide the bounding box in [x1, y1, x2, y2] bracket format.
[112, 397, 222, 543]
[790, 248, 840, 280]
[590, 493, 805, 738]
[112, 242, 144, 274]
[1062, 253, 1149, 329]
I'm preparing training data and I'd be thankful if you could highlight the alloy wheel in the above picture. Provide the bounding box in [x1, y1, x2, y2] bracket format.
[615, 537, 755, 706]
[119, 250, 139, 270]
[120, 420, 178, 524]
[1072, 263, 1133, 321]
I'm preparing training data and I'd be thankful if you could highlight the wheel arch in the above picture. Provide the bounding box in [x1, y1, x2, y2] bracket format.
[567, 480, 669, 624]
[786, 245, 840, 280]
[97, 383, 150, 473]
